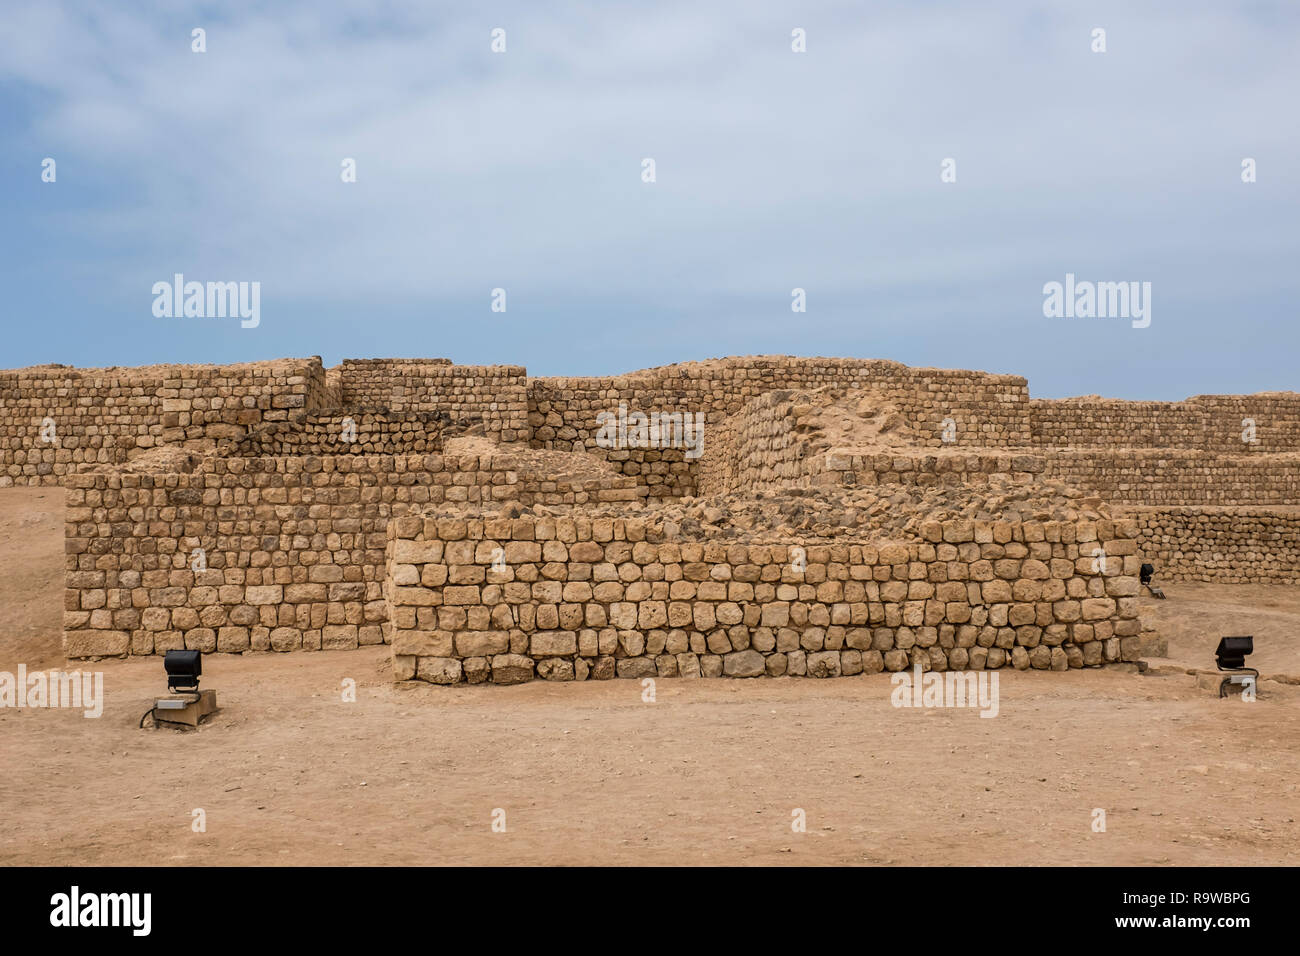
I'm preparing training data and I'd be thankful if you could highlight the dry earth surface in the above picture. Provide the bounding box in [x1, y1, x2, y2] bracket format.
[1, 486, 1297, 866]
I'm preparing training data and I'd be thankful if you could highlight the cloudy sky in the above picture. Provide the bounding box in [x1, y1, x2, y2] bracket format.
[1, 1, 1297, 398]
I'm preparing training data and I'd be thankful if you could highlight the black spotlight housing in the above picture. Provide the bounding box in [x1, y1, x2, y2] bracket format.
[1214, 636, 1257, 699]
[1139, 562, 1165, 598]
[1215, 636, 1253, 671]
[164, 649, 202, 693]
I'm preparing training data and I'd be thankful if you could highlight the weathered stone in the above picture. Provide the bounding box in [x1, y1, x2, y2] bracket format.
[617, 656, 657, 679]
[723, 649, 765, 677]
[491, 653, 535, 684]
[538, 658, 575, 681]
[417, 657, 463, 685]
[464, 657, 492, 683]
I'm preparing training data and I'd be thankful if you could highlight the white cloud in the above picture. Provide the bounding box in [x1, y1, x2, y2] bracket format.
[2, 0, 1298, 391]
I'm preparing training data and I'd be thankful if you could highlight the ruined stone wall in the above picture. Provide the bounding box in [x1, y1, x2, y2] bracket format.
[1042, 450, 1300, 506]
[698, 389, 1044, 496]
[322, 367, 343, 408]
[62, 453, 645, 659]
[818, 451, 1046, 491]
[0, 358, 327, 486]
[697, 390, 815, 495]
[1026, 397, 1300, 582]
[529, 358, 1029, 452]
[340, 360, 528, 443]
[386, 512, 1142, 685]
[389, 365, 530, 442]
[338, 358, 452, 406]
[1029, 394, 1300, 452]
[223, 410, 445, 456]
[586, 448, 696, 499]
[530, 357, 1029, 499]
[1125, 506, 1300, 584]
[14, 355, 1300, 496]
[19, 353, 1300, 607]
[529, 357, 1031, 455]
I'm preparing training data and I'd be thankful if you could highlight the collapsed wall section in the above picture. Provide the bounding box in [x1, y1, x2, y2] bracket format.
[530, 357, 1030, 499]
[386, 512, 1143, 685]
[697, 386, 1043, 496]
[530, 357, 1030, 449]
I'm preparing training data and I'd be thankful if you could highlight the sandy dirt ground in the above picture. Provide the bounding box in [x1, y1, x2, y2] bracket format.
[0, 487, 65, 671]
[1, 486, 1297, 866]
[1142, 580, 1300, 678]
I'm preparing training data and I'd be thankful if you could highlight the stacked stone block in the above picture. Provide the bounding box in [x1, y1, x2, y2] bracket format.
[340, 361, 528, 443]
[1126, 507, 1300, 584]
[26, 352, 1300, 643]
[338, 358, 452, 406]
[387, 512, 1143, 685]
[223, 410, 445, 456]
[1, 358, 327, 485]
[529, 357, 1032, 458]
[821, 451, 1045, 489]
[699, 388, 1046, 496]
[1041, 449, 1300, 506]
[62, 452, 651, 659]
[1029, 393, 1300, 452]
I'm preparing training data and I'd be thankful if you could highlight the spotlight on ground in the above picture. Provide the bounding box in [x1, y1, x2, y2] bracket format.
[164, 649, 201, 693]
[1139, 562, 1165, 599]
[1215, 636, 1258, 699]
[141, 650, 218, 729]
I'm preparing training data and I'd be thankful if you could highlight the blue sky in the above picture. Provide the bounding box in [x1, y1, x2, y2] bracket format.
[1, 1, 1297, 398]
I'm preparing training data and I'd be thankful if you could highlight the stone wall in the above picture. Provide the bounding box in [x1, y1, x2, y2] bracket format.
[20, 352, 1300, 617]
[1029, 394, 1300, 452]
[341, 361, 529, 443]
[1042, 450, 1300, 506]
[697, 389, 818, 495]
[1126, 506, 1300, 584]
[700, 389, 1046, 496]
[12, 356, 1300, 494]
[222, 410, 445, 456]
[62, 452, 644, 659]
[386, 511, 1143, 685]
[820, 451, 1046, 491]
[530, 357, 1030, 499]
[1, 358, 327, 486]
[589, 447, 697, 499]
[338, 358, 452, 406]
[529, 356, 1032, 455]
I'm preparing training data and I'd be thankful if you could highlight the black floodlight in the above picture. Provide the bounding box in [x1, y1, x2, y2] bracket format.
[164, 649, 202, 694]
[1215, 636, 1253, 670]
[142, 650, 215, 728]
[1139, 562, 1165, 599]
[1215, 636, 1258, 699]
